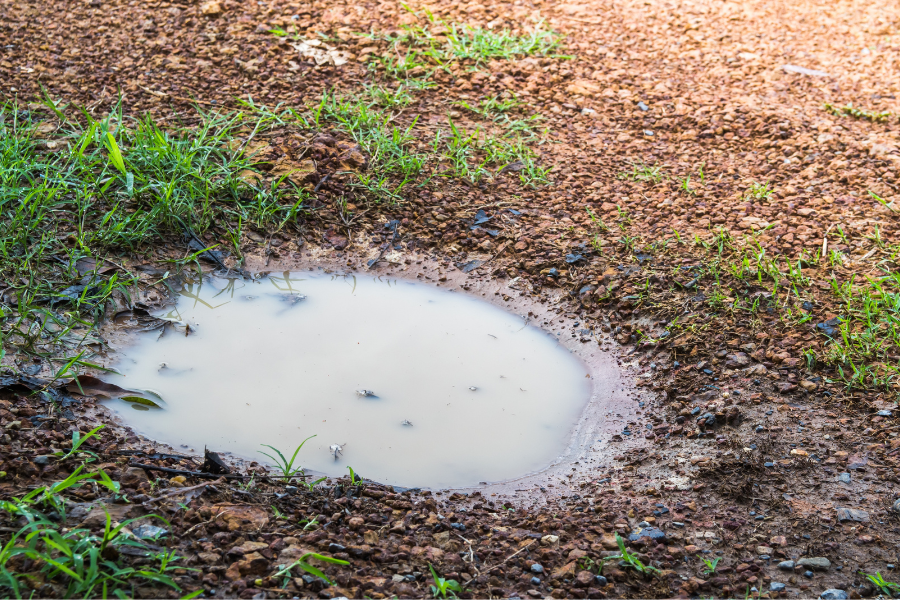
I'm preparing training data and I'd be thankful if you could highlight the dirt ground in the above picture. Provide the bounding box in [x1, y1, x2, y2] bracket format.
[2, 0, 900, 597]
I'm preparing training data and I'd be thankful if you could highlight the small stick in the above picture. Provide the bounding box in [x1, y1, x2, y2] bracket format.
[821, 223, 835, 259]
[182, 509, 226, 536]
[482, 540, 536, 575]
[142, 477, 226, 506]
[129, 462, 309, 481]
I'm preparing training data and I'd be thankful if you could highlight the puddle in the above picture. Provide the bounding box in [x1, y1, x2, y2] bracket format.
[105, 272, 592, 488]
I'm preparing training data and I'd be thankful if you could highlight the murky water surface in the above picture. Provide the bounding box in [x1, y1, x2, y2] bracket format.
[107, 272, 591, 488]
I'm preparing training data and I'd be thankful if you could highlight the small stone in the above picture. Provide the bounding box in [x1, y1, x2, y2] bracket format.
[132, 524, 167, 540]
[540, 535, 559, 545]
[531, 564, 544, 574]
[877, 410, 893, 417]
[797, 557, 831, 571]
[530, 577, 541, 586]
[835, 507, 869, 523]
[575, 570, 595, 587]
[594, 575, 608, 586]
[778, 561, 795, 570]
[804, 570, 814, 578]
[837, 473, 851, 484]
[819, 590, 849, 600]
[34, 455, 52, 465]
[770, 582, 786, 592]
[627, 526, 667, 543]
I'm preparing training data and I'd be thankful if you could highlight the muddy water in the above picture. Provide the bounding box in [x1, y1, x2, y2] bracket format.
[106, 272, 592, 488]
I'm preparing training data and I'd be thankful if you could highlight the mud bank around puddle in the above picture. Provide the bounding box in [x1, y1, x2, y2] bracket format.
[95, 249, 651, 505]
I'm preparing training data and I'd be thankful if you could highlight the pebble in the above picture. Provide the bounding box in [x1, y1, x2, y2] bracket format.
[797, 557, 831, 571]
[804, 570, 814, 579]
[778, 560, 795, 570]
[531, 564, 544, 574]
[835, 507, 869, 523]
[770, 582, 786, 592]
[132, 524, 168, 539]
[819, 590, 849, 600]
[837, 472, 851, 484]
[594, 575, 608, 586]
[530, 577, 541, 586]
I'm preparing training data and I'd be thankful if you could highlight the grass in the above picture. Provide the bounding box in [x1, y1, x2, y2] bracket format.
[699, 556, 720, 575]
[273, 553, 349, 588]
[0, 468, 187, 599]
[824, 102, 892, 123]
[860, 571, 900, 596]
[259, 435, 316, 482]
[429, 564, 462, 599]
[619, 162, 664, 183]
[365, 12, 565, 77]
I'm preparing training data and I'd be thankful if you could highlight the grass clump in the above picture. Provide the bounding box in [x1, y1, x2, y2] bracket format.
[824, 102, 892, 123]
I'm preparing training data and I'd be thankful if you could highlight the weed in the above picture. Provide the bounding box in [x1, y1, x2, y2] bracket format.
[678, 175, 695, 195]
[0, 511, 182, 598]
[746, 181, 774, 201]
[860, 571, 900, 597]
[611, 533, 659, 576]
[56, 424, 104, 462]
[347, 466, 364, 486]
[699, 556, 721, 575]
[824, 102, 892, 123]
[619, 162, 664, 183]
[273, 552, 349, 587]
[870, 190, 897, 213]
[259, 435, 316, 482]
[429, 564, 463, 598]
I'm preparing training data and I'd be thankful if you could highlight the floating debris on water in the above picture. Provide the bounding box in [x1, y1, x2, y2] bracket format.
[401, 419, 413, 426]
[356, 389, 376, 397]
[330, 443, 344, 460]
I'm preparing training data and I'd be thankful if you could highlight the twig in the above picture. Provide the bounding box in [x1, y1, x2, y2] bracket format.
[182, 509, 225, 536]
[821, 223, 835, 259]
[314, 173, 331, 193]
[367, 222, 400, 270]
[482, 540, 536, 574]
[142, 477, 225, 506]
[129, 462, 309, 481]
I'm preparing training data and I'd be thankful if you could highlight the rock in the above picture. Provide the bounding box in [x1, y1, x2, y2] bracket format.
[541, 535, 559, 545]
[819, 590, 849, 600]
[778, 561, 795, 570]
[121, 467, 150, 488]
[877, 410, 893, 417]
[81, 504, 134, 528]
[132, 524, 167, 540]
[348, 516, 365, 530]
[34, 455, 51, 465]
[770, 582, 786, 592]
[600, 533, 619, 549]
[594, 575, 608, 586]
[800, 380, 817, 391]
[837, 473, 851, 484]
[892, 498, 900, 514]
[797, 557, 831, 571]
[835, 508, 869, 523]
[628, 526, 667, 543]
[200, 0, 222, 15]
[551, 561, 577, 580]
[725, 352, 751, 368]
[575, 570, 595, 587]
[531, 564, 545, 574]
[210, 504, 269, 532]
[323, 228, 349, 250]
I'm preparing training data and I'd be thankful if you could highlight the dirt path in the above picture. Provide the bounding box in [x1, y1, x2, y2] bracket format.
[2, 0, 900, 598]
